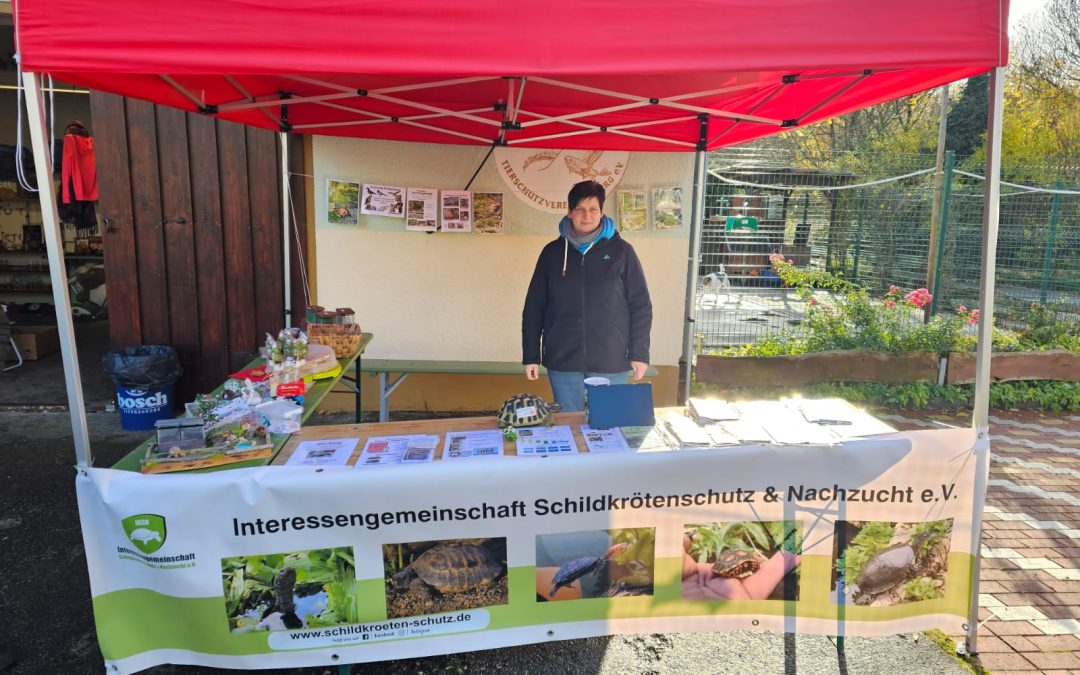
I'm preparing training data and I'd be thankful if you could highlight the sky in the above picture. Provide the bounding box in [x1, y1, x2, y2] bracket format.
[1008, 0, 1050, 29]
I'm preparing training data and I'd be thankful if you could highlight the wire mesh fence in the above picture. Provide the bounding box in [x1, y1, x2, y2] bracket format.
[696, 144, 1079, 349]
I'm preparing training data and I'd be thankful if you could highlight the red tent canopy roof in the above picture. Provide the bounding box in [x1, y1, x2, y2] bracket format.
[12, 0, 1009, 151]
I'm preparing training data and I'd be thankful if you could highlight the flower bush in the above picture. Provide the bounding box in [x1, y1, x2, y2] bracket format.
[735, 259, 985, 357]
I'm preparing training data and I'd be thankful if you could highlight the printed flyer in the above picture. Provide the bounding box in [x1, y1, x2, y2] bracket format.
[77, 429, 982, 674]
[441, 191, 472, 232]
[406, 188, 439, 232]
[361, 184, 405, 218]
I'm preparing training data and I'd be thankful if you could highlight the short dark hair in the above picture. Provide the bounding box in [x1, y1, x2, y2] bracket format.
[567, 180, 605, 211]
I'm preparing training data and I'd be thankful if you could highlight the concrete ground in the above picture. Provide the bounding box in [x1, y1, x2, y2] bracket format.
[0, 409, 971, 675]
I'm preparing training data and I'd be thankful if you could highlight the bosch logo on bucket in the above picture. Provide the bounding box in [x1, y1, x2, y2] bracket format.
[115, 383, 174, 431]
[118, 389, 168, 411]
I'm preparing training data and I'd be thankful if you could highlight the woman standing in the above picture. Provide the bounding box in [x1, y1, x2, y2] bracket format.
[522, 180, 653, 411]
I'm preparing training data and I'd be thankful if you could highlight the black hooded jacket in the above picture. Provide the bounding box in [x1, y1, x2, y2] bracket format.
[522, 232, 652, 373]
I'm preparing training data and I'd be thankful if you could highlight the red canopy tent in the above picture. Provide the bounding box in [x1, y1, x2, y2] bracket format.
[13, 0, 1009, 659]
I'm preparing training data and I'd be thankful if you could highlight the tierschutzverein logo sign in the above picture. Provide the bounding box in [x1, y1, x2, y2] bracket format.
[494, 148, 630, 214]
[123, 514, 167, 554]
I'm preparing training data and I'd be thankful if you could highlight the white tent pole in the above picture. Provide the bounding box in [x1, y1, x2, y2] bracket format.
[966, 64, 1005, 657]
[22, 71, 92, 467]
[280, 132, 291, 329]
[680, 147, 707, 404]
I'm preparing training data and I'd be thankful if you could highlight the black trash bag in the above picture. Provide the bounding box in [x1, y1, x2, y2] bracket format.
[102, 346, 183, 389]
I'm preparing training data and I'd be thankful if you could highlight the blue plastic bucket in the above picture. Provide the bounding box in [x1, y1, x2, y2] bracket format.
[115, 383, 175, 431]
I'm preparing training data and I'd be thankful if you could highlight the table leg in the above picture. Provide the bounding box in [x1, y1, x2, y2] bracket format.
[379, 372, 389, 423]
[355, 353, 362, 424]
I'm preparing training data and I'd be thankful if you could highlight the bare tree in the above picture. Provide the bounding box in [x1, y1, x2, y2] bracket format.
[1014, 0, 1080, 92]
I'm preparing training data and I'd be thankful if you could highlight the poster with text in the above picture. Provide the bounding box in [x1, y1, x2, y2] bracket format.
[406, 188, 439, 232]
[361, 184, 405, 218]
[652, 187, 684, 229]
[77, 428, 981, 674]
[617, 189, 648, 232]
[441, 191, 473, 233]
[473, 192, 505, 234]
[327, 180, 360, 225]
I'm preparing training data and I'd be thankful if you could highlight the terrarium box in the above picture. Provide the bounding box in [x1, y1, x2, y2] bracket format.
[140, 429, 273, 474]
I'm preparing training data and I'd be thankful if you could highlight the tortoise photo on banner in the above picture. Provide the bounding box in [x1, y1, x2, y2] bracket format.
[830, 519, 953, 608]
[535, 528, 655, 602]
[383, 538, 508, 619]
[682, 521, 802, 602]
[221, 547, 358, 633]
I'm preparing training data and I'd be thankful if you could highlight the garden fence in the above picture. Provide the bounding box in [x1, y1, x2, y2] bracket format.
[697, 145, 1079, 348]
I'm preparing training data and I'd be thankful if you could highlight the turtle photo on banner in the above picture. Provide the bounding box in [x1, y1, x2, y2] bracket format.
[682, 521, 802, 602]
[536, 528, 655, 601]
[382, 538, 508, 619]
[831, 519, 953, 608]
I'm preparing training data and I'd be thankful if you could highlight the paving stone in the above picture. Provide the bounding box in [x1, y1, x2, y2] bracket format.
[1024, 651, 1080, 670]
[1039, 605, 1080, 620]
[1029, 618, 1080, 635]
[999, 635, 1040, 652]
[979, 581, 1009, 594]
[1027, 634, 1080, 651]
[1043, 593, 1080, 606]
[999, 579, 1057, 593]
[988, 620, 1043, 635]
[975, 635, 1017, 652]
[1045, 580, 1080, 593]
[976, 652, 1037, 670]
[992, 605, 1051, 621]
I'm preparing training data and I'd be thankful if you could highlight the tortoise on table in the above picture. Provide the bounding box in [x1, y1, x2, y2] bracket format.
[497, 394, 560, 429]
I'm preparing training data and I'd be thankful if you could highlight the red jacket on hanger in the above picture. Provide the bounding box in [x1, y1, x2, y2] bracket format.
[62, 133, 98, 203]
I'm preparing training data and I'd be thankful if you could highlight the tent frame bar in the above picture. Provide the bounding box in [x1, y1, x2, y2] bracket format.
[22, 71, 92, 468]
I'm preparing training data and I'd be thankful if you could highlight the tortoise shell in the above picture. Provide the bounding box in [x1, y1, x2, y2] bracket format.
[855, 541, 918, 595]
[398, 543, 503, 593]
[712, 549, 764, 579]
[497, 393, 560, 428]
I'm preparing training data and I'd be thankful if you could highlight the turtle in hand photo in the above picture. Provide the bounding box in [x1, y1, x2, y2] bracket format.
[496, 393, 560, 429]
[711, 548, 767, 579]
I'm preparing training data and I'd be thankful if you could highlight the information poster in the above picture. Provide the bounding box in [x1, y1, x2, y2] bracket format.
[361, 185, 405, 218]
[652, 187, 684, 229]
[405, 188, 439, 231]
[473, 192, 504, 234]
[327, 180, 360, 225]
[617, 189, 648, 232]
[77, 429, 981, 674]
[441, 191, 473, 232]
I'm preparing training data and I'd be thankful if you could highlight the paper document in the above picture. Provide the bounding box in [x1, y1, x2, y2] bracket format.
[515, 425, 578, 456]
[620, 425, 679, 452]
[788, 398, 897, 438]
[660, 412, 714, 447]
[357, 435, 438, 467]
[443, 430, 505, 459]
[580, 425, 630, 453]
[688, 397, 741, 423]
[284, 437, 359, 467]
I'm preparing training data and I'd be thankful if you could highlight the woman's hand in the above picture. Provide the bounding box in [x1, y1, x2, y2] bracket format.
[630, 361, 648, 380]
[524, 364, 539, 380]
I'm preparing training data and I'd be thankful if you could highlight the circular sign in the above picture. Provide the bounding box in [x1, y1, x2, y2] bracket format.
[494, 148, 631, 214]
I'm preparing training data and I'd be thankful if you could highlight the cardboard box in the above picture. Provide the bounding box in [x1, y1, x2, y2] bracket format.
[11, 325, 60, 360]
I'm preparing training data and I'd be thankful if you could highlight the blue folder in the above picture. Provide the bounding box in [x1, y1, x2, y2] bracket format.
[587, 383, 655, 429]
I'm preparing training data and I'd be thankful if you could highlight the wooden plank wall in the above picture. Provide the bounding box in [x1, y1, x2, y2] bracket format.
[90, 92, 308, 400]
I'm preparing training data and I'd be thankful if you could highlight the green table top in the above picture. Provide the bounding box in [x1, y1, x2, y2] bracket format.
[360, 358, 657, 377]
[111, 334, 372, 473]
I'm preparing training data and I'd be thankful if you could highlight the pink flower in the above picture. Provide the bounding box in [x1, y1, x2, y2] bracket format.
[884, 300, 896, 309]
[967, 309, 980, 325]
[787, 259, 794, 264]
[958, 305, 967, 313]
[809, 298, 818, 306]
[888, 285, 900, 294]
[904, 288, 933, 309]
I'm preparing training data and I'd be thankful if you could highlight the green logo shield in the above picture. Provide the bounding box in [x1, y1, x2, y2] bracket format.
[122, 514, 167, 554]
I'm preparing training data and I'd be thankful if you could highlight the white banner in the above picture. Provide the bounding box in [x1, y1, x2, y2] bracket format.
[77, 429, 982, 674]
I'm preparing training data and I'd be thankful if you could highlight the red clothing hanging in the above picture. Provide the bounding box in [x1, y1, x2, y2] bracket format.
[62, 133, 98, 203]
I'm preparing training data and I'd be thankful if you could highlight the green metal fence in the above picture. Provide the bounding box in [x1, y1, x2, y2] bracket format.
[696, 145, 1079, 347]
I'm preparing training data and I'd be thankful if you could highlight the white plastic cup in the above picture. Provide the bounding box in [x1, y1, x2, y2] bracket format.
[583, 377, 611, 387]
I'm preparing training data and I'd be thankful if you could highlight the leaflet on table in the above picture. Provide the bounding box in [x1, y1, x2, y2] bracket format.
[284, 438, 359, 467]
[515, 425, 578, 455]
[787, 398, 897, 438]
[620, 424, 679, 452]
[443, 429, 505, 459]
[735, 400, 840, 445]
[579, 424, 630, 453]
[687, 397, 741, 424]
[357, 435, 438, 467]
